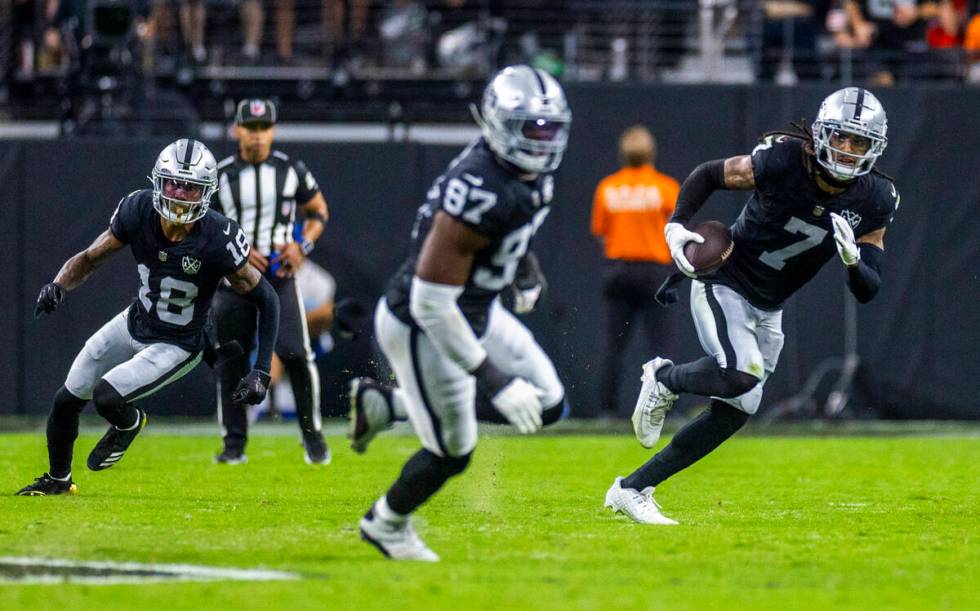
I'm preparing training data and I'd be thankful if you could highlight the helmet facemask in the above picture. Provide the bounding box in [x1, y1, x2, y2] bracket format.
[150, 139, 218, 225]
[151, 172, 216, 224]
[483, 110, 571, 174]
[812, 121, 887, 180]
[475, 65, 572, 175]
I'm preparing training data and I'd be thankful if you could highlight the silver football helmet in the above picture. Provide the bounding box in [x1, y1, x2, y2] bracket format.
[812, 87, 888, 181]
[472, 65, 571, 174]
[150, 138, 218, 224]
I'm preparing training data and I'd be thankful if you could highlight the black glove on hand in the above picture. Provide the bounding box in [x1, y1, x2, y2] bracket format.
[231, 369, 271, 406]
[332, 298, 367, 340]
[34, 283, 66, 318]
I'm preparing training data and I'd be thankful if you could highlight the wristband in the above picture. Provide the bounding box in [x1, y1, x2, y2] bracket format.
[300, 239, 315, 256]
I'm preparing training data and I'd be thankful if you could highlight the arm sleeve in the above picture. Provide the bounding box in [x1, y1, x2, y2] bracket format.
[240, 276, 280, 373]
[294, 159, 321, 203]
[409, 276, 488, 373]
[669, 159, 725, 225]
[846, 243, 883, 303]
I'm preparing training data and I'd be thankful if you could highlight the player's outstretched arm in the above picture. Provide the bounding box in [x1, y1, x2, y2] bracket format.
[35, 230, 126, 318]
[225, 263, 281, 404]
[411, 212, 543, 434]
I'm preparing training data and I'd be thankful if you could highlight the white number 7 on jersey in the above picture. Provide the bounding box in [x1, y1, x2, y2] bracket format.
[759, 217, 827, 270]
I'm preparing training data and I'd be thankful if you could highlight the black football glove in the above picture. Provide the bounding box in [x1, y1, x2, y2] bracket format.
[231, 369, 271, 406]
[34, 282, 66, 319]
[332, 298, 367, 340]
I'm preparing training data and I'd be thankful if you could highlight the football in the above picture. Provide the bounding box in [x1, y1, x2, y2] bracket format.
[683, 220, 734, 275]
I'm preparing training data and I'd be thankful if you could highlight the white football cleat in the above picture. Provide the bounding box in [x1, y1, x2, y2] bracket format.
[359, 512, 440, 562]
[604, 477, 679, 525]
[631, 357, 678, 449]
[348, 377, 395, 454]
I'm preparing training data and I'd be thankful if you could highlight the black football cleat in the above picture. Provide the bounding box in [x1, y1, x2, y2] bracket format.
[214, 447, 248, 464]
[302, 430, 331, 465]
[87, 409, 148, 471]
[16, 473, 78, 496]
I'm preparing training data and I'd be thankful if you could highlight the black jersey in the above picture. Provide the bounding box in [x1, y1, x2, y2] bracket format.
[214, 151, 320, 256]
[385, 139, 554, 335]
[109, 189, 250, 351]
[707, 135, 899, 310]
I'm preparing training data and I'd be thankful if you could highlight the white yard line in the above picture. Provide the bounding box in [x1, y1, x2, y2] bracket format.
[0, 557, 299, 585]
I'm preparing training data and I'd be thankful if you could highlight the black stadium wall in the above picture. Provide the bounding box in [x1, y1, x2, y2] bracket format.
[1, 84, 978, 419]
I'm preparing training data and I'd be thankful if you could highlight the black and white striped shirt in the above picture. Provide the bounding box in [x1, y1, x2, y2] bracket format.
[214, 150, 320, 256]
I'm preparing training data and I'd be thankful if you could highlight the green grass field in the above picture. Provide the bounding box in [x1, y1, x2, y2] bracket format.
[1, 420, 978, 610]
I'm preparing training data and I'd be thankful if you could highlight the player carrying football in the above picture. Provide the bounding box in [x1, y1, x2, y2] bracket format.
[16, 139, 280, 496]
[605, 87, 899, 524]
[354, 65, 571, 561]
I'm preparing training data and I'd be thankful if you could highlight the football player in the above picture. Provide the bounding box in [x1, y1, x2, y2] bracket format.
[355, 65, 571, 561]
[605, 87, 899, 524]
[16, 139, 280, 496]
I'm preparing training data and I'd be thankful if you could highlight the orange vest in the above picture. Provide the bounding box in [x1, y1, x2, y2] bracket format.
[591, 164, 679, 263]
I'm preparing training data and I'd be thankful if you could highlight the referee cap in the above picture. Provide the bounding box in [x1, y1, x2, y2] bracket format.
[235, 98, 278, 126]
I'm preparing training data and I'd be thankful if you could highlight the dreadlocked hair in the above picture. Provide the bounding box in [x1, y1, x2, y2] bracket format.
[762, 118, 894, 182]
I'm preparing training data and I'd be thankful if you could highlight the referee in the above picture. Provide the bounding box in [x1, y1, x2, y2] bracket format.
[211, 98, 330, 465]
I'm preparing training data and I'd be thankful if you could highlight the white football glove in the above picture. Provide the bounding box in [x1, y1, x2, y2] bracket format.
[512, 285, 543, 315]
[491, 378, 544, 434]
[830, 212, 860, 267]
[664, 222, 704, 278]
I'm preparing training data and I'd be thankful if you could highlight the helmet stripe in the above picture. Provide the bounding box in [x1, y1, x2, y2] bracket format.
[531, 68, 548, 95]
[178, 139, 195, 168]
[852, 88, 865, 121]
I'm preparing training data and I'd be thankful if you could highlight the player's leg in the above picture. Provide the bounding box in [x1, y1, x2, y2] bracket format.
[350, 301, 566, 452]
[349, 300, 408, 453]
[359, 301, 476, 561]
[274, 279, 328, 464]
[476, 301, 566, 426]
[610, 283, 783, 523]
[16, 311, 136, 495]
[213, 289, 257, 462]
[87, 341, 202, 471]
[631, 281, 761, 448]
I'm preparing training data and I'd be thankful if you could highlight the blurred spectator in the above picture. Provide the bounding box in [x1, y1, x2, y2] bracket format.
[323, 0, 370, 65]
[379, 0, 430, 73]
[240, 0, 263, 63]
[966, 4, 980, 81]
[842, 0, 951, 84]
[760, 1, 829, 82]
[590, 126, 679, 416]
[147, 1, 206, 66]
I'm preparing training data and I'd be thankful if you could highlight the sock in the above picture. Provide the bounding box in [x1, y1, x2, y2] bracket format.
[373, 495, 407, 524]
[47, 386, 88, 478]
[657, 357, 759, 398]
[49, 472, 72, 481]
[384, 448, 471, 515]
[622, 399, 750, 491]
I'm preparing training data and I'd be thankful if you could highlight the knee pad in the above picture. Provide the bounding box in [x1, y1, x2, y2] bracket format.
[424, 448, 472, 478]
[719, 368, 761, 398]
[541, 396, 569, 426]
[92, 380, 128, 422]
[52, 386, 87, 418]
